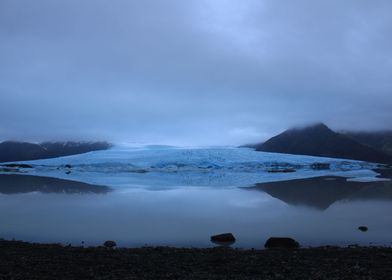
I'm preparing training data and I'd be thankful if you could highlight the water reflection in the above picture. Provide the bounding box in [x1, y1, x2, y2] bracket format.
[251, 176, 392, 210]
[0, 172, 392, 248]
[0, 174, 111, 194]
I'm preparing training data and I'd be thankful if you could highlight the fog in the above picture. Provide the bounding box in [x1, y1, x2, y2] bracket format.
[1, 0, 391, 145]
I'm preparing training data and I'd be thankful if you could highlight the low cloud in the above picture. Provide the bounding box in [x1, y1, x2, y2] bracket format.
[1, 0, 391, 145]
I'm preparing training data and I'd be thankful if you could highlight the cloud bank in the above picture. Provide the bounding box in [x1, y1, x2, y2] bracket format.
[1, 0, 391, 145]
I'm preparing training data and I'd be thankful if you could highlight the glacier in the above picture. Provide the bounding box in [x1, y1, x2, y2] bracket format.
[8, 145, 385, 189]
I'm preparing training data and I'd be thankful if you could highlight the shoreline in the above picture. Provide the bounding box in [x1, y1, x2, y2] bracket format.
[1, 240, 392, 279]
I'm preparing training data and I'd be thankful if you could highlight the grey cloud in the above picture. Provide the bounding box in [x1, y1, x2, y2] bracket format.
[0, 0, 391, 145]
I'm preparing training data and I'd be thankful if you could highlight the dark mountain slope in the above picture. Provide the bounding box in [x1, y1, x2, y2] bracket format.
[40, 142, 112, 158]
[0, 141, 47, 163]
[343, 131, 392, 155]
[252, 123, 392, 163]
[0, 141, 111, 163]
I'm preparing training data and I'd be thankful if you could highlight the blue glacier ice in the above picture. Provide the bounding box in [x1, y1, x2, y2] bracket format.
[13, 145, 384, 189]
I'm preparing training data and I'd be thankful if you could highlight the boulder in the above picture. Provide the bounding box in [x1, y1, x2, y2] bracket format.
[103, 240, 116, 248]
[358, 226, 368, 232]
[210, 233, 236, 244]
[264, 237, 299, 249]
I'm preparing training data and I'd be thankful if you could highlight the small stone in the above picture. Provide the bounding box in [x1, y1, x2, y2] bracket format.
[358, 226, 368, 232]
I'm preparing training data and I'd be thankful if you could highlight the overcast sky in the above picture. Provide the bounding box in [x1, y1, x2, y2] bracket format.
[1, 0, 391, 145]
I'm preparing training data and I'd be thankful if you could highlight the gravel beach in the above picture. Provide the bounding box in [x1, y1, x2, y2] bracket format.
[1, 240, 392, 279]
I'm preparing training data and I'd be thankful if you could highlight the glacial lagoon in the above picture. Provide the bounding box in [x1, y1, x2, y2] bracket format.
[0, 145, 391, 248]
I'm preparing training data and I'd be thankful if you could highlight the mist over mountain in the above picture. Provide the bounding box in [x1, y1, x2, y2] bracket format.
[251, 123, 392, 164]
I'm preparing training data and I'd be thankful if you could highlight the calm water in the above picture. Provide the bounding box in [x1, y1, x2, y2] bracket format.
[0, 174, 391, 248]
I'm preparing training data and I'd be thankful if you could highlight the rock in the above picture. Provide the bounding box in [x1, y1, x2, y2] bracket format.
[0, 167, 19, 172]
[3, 163, 33, 168]
[264, 237, 300, 249]
[131, 169, 148, 174]
[310, 163, 330, 170]
[103, 240, 116, 248]
[358, 226, 368, 232]
[210, 233, 236, 245]
[267, 169, 296, 173]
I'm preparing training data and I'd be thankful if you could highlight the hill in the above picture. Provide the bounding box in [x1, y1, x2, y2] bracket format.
[251, 123, 392, 163]
[0, 141, 111, 163]
[343, 131, 392, 155]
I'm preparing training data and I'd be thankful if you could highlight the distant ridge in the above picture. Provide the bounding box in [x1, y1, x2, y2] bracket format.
[0, 141, 112, 163]
[250, 123, 392, 164]
[343, 131, 392, 156]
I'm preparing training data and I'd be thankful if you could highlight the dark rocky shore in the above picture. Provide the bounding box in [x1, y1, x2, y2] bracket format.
[1, 240, 392, 279]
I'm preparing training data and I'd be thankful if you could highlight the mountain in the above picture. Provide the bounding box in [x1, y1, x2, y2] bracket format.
[251, 123, 392, 163]
[343, 131, 392, 155]
[0, 141, 112, 163]
[39, 142, 112, 158]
